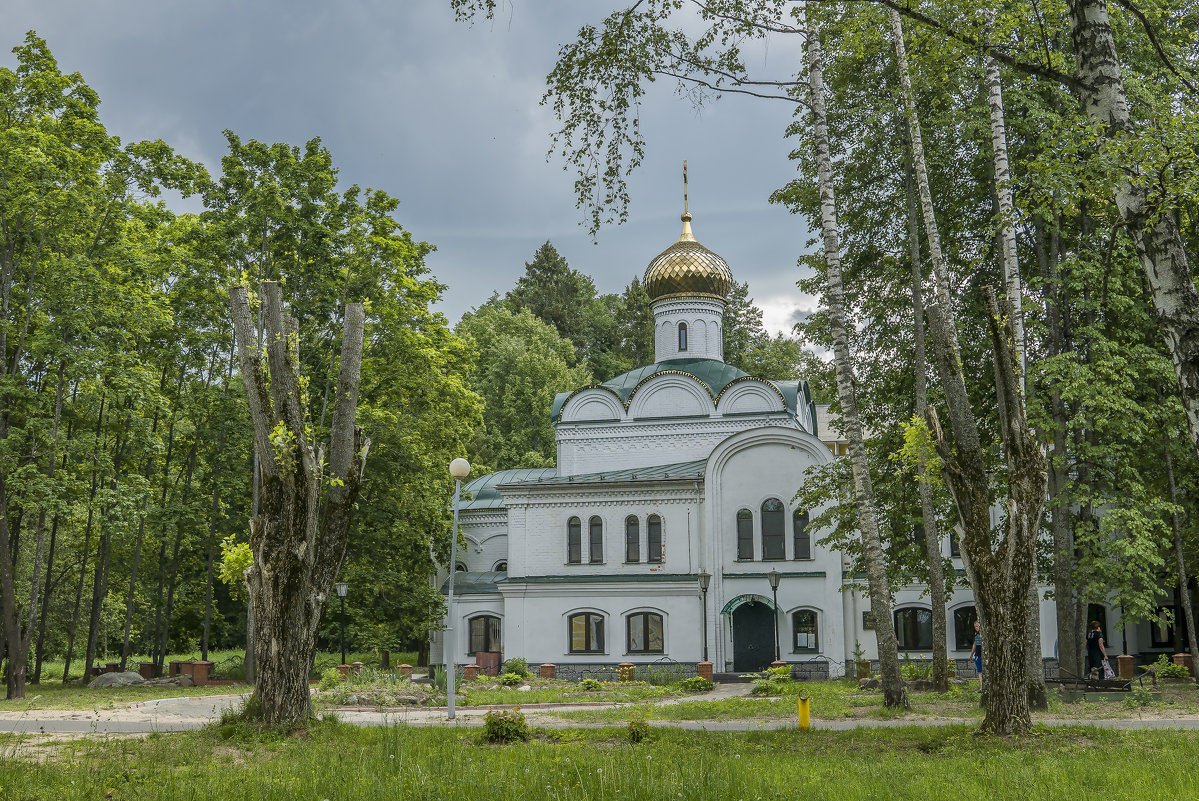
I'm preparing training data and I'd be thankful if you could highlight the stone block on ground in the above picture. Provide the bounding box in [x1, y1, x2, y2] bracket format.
[909, 679, 933, 691]
[88, 671, 145, 688]
[858, 678, 880, 690]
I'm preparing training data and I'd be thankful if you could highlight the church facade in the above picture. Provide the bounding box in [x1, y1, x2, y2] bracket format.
[433, 204, 1170, 678]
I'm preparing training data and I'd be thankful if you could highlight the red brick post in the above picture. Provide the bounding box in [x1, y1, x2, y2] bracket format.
[1117, 654, 1135, 680]
[1173, 653, 1195, 677]
[539, 663, 556, 679]
[169, 660, 182, 677]
[139, 662, 156, 681]
[618, 662, 635, 682]
[106, 662, 120, 674]
[463, 664, 480, 682]
[192, 661, 213, 686]
[351, 661, 364, 675]
[697, 661, 713, 681]
[336, 664, 350, 680]
[399, 664, 413, 679]
[770, 660, 787, 671]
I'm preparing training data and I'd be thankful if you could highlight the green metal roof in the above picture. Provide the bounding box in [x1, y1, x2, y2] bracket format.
[510, 459, 706, 488]
[458, 468, 557, 511]
[552, 358, 806, 424]
[439, 570, 506, 595]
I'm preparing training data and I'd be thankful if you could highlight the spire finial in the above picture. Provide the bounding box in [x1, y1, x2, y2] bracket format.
[683, 160, 689, 219]
[678, 160, 695, 241]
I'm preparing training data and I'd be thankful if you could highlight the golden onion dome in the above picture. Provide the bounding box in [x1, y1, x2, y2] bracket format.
[644, 212, 733, 303]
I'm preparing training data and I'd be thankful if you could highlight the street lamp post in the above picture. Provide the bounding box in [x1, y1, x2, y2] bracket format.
[697, 569, 711, 663]
[766, 570, 782, 663]
[446, 458, 471, 721]
[335, 582, 349, 666]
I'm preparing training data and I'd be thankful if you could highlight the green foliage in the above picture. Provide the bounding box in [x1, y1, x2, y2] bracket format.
[579, 678, 603, 691]
[1125, 686, 1156, 708]
[432, 666, 462, 694]
[501, 658, 530, 677]
[626, 713, 651, 743]
[499, 672, 524, 686]
[319, 667, 345, 691]
[481, 708, 529, 743]
[1147, 655, 1191, 679]
[676, 676, 714, 693]
[457, 301, 592, 469]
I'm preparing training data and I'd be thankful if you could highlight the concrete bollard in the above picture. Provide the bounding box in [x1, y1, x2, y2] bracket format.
[539, 663, 556, 679]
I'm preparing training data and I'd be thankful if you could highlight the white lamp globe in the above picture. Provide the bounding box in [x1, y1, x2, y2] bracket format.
[449, 458, 471, 479]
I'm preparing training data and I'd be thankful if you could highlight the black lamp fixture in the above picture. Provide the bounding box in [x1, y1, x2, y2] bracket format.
[766, 570, 782, 663]
[697, 569, 711, 663]
[335, 582, 349, 667]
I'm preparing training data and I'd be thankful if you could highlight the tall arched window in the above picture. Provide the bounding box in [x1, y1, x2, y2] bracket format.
[647, 514, 662, 563]
[678, 322, 688, 351]
[627, 612, 664, 654]
[625, 516, 640, 563]
[953, 606, 977, 650]
[469, 615, 501, 655]
[793, 509, 811, 560]
[894, 607, 933, 650]
[736, 509, 754, 560]
[792, 610, 819, 651]
[569, 612, 605, 653]
[567, 517, 582, 564]
[761, 499, 785, 560]
[589, 516, 604, 563]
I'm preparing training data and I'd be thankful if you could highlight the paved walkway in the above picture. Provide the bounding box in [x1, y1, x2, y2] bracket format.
[3, 685, 1198, 735]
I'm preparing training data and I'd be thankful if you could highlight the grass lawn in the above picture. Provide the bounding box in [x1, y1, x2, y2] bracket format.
[0, 683, 247, 711]
[3, 721, 1197, 800]
[549, 679, 1199, 724]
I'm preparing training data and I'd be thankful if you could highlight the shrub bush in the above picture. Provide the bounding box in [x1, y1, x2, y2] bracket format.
[1147, 655, 1192, 679]
[764, 665, 792, 681]
[1125, 686, 1156, 708]
[502, 658, 531, 677]
[579, 678, 602, 691]
[482, 708, 529, 743]
[499, 672, 524, 686]
[627, 716, 651, 743]
[318, 667, 344, 691]
[677, 676, 714, 692]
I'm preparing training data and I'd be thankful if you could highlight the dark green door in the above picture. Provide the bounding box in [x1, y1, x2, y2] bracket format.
[733, 600, 776, 672]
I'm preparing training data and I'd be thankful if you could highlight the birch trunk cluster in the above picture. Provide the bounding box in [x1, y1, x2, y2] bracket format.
[229, 281, 369, 727]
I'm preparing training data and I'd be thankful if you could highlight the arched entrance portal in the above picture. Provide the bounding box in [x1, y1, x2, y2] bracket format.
[731, 597, 776, 672]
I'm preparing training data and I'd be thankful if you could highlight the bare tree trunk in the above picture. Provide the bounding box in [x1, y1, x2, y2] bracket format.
[804, 6, 907, 708]
[903, 153, 947, 693]
[230, 282, 369, 727]
[1068, 0, 1199, 463]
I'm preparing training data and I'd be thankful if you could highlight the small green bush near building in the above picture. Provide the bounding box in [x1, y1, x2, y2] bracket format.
[482, 708, 529, 743]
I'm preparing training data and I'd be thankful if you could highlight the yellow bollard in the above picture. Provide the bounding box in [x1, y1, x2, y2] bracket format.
[797, 694, 810, 730]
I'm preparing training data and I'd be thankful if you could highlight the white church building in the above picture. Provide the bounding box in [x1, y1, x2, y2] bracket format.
[433, 203, 1173, 678]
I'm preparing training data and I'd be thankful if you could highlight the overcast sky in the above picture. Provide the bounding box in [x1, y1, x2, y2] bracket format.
[8, 0, 819, 334]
